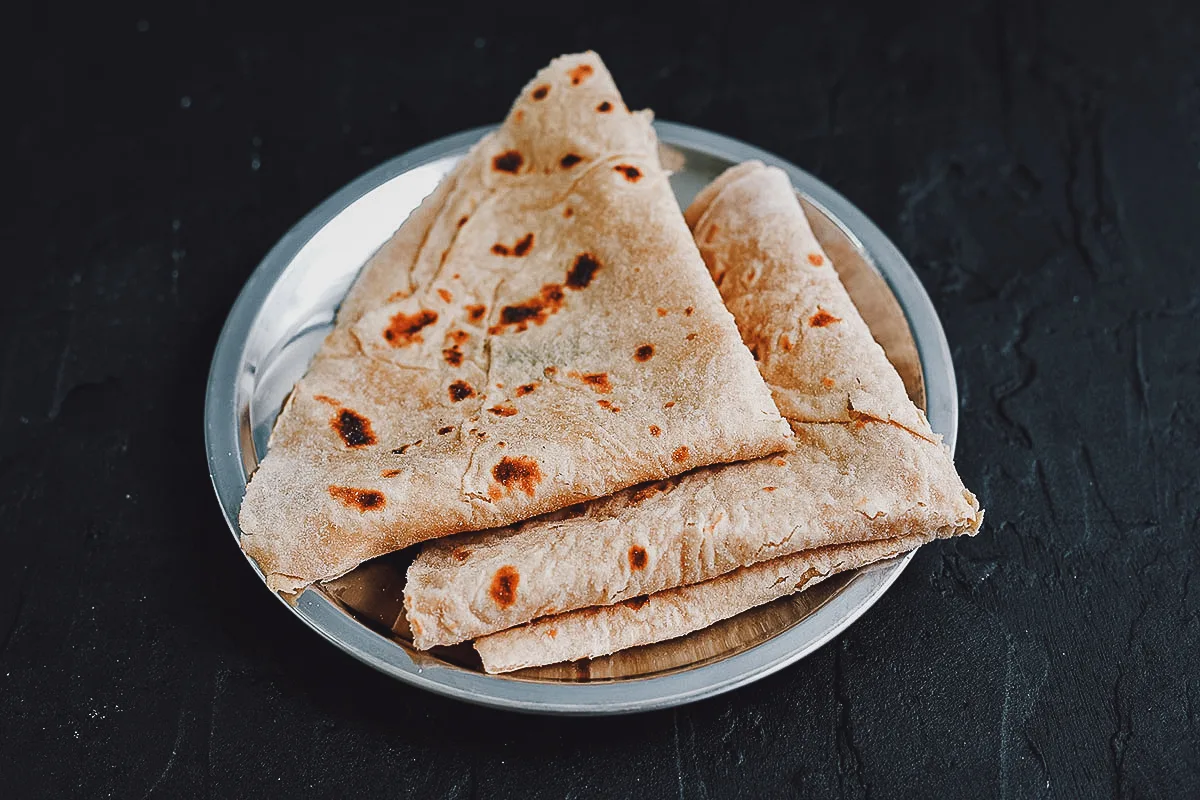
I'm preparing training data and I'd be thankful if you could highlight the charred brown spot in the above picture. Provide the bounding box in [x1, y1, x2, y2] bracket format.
[773, 456, 788, 466]
[493, 233, 534, 258]
[465, 304, 486, 323]
[457, 215, 469, 228]
[568, 63, 594, 84]
[685, 332, 698, 341]
[809, 307, 841, 327]
[566, 253, 601, 289]
[449, 329, 469, 344]
[634, 344, 655, 362]
[448, 380, 475, 402]
[313, 394, 338, 406]
[488, 402, 518, 417]
[649, 425, 661, 437]
[630, 480, 670, 504]
[664, 401, 675, 409]
[438, 425, 454, 435]
[543, 365, 558, 376]
[510, 285, 565, 323]
[547, 628, 558, 638]
[328, 485, 386, 512]
[684, 306, 694, 316]
[807, 253, 825, 266]
[623, 595, 650, 610]
[597, 399, 620, 413]
[779, 334, 793, 352]
[562, 207, 574, 218]
[437, 288, 453, 303]
[672, 445, 690, 463]
[333, 408, 376, 448]
[383, 309, 437, 346]
[492, 150, 523, 173]
[614, 164, 642, 182]
[532, 84, 550, 100]
[560, 153, 583, 169]
[763, 486, 778, 492]
[380, 469, 403, 478]
[452, 547, 472, 562]
[490, 284, 566, 334]
[513, 232, 534, 256]
[821, 376, 836, 388]
[516, 383, 538, 397]
[442, 346, 464, 366]
[390, 440, 422, 455]
[490, 566, 520, 608]
[628, 546, 648, 570]
[749, 344, 761, 360]
[387, 290, 410, 302]
[492, 456, 542, 497]
[596, 100, 612, 112]
[568, 371, 612, 393]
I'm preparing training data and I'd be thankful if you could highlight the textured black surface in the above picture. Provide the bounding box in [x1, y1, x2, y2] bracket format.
[6, 1, 1200, 797]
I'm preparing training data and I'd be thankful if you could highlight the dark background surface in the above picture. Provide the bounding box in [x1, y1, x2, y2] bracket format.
[5, 0, 1199, 796]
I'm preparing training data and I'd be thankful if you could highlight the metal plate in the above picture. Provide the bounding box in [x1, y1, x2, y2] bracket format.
[205, 122, 958, 715]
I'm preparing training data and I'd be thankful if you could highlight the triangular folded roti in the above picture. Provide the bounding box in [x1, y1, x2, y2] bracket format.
[239, 54, 791, 592]
[404, 162, 981, 662]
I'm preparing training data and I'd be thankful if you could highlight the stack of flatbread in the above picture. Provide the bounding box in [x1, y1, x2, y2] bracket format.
[240, 52, 982, 674]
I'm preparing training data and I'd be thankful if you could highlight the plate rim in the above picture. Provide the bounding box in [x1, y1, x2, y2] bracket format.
[204, 121, 958, 715]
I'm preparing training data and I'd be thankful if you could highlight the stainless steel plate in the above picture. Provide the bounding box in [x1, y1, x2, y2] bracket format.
[205, 122, 958, 715]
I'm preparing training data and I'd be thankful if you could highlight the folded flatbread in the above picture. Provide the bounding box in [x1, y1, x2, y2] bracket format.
[405, 162, 981, 666]
[239, 54, 790, 592]
[474, 532, 933, 674]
